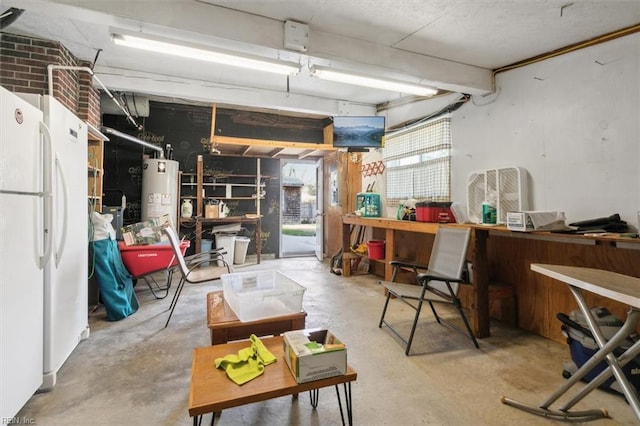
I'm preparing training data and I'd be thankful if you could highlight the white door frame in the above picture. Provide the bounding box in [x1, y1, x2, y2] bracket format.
[315, 157, 324, 261]
[279, 159, 323, 258]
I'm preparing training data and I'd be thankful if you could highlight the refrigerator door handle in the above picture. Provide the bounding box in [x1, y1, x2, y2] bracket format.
[40, 120, 54, 269]
[54, 152, 70, 267]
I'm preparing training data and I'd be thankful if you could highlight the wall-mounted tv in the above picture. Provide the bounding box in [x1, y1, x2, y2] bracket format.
[332, 116, 385, 151]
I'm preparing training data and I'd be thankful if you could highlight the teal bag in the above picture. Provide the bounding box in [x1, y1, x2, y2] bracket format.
[90, 237, 139, 321]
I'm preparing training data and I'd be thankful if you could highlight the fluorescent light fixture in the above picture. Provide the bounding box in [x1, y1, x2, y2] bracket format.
[112, 33, 300, 75]
[310, 65, 438, 97]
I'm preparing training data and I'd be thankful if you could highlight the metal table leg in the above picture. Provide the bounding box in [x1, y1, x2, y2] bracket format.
[502, 285, 640, 421]
[309, 388, 320, 408]
[308, 384, 353, 425]
[335, 383, 353, 426]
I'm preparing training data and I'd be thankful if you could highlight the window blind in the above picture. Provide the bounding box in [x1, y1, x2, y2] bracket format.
[384, 115, 451, 204]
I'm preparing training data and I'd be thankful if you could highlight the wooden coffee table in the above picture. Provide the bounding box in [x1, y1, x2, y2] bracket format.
[206, 291, 307, 345]
[189, 335, 357, 425]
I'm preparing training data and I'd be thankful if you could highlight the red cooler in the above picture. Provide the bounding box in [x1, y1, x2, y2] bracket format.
[415, 201, 456, 223]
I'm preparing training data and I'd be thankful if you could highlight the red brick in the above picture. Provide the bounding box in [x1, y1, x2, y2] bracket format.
[19, 59, 48, 67]
[32, 39, 57, 49]
[0, 77, 24, 86]
[0, 41, 16, 50]
[0, 63, 29, 72]
[28, 80, 47, 90]
[30, 53, 60, 63]
[2, 32, 95, 118]
[1, 48, 29, 58]
[15, 71, 44, 81]
[0, 34, 32, 45]
[16, 44, 46, 55]
[18, 87, 42, 94]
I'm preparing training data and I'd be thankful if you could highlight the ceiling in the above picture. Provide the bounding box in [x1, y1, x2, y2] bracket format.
[2, 0, 640, 157]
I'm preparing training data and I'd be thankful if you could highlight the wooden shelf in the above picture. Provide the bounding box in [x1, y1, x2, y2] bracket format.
[180, 160, 269, 205]
[179, 195, 265, 201]
[176, 155, 264, 263]
[87, 134, 104, 212]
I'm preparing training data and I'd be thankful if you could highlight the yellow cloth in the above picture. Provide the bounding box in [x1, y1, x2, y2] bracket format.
[214, 334, 276, 385]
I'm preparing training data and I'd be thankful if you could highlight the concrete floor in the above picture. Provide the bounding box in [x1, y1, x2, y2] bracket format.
[15, 257, 637, 425]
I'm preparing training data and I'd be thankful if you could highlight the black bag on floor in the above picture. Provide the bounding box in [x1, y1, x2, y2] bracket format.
[557, 307, 640, 395]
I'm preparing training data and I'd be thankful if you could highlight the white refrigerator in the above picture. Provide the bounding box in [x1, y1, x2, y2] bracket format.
[17, 92, 91, 391]
[0, 86, 51, 420]
[0, 86, 89, 419]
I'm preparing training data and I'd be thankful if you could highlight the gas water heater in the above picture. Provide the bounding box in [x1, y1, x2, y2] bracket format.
[141, 158, 179, 227]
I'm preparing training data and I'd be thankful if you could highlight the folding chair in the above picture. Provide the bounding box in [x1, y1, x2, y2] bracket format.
[378, 226, 479, 355]
[163, 227, 232, 328]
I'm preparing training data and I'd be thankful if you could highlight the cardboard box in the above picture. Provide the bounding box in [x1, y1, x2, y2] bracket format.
[121, 214, 172, 246]
[506, 212, 535, 232]
[205, 204, 219, 218]
[283, 329, 347, 384]
[506, 211, 566, 232]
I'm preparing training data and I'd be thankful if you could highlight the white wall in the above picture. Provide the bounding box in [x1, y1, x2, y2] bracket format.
[381, 33, 640, 226]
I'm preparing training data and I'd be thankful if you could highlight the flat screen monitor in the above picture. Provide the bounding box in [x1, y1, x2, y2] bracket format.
[332, 116, 385, 149]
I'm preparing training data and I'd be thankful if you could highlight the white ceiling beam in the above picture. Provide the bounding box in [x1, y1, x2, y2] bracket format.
[16, 0, 493, 95]
[94, 66, 376, 117]
[45, 0, 286, 50]
[308, 30, 493, 95]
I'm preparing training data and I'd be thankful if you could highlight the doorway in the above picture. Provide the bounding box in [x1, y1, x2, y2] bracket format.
[280, 159, 322, 258]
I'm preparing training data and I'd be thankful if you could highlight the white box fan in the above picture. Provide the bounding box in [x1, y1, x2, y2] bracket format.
[466, 167, 528, 224]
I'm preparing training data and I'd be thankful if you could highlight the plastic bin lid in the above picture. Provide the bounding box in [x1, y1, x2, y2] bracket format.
[416, 201, 453, 207]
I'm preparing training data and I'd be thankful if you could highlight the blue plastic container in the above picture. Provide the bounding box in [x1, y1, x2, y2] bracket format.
[356, 192, 381, 217]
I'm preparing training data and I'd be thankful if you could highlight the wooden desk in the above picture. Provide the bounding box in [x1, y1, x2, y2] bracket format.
[189, 336, 357, 425]
[206, 291, 307, 345]
[180, 216, 262, 263]
[502, 264, 640, 422]
[341, 215, 640, 341]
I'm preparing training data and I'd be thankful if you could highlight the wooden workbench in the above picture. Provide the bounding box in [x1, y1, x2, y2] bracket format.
[341, 215, 640, 343]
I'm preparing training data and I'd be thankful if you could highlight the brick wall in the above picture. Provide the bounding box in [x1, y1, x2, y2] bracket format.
[282, 187, 301, 224]
[0, 32, 100, 126]
[77, 60, 101, 126]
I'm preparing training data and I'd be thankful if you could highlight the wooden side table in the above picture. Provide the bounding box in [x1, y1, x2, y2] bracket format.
[206, 291, 307, 345]
[189, 336, 357, 425]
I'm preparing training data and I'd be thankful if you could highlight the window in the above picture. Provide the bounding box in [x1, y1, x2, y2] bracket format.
[383, 115, 451, 205]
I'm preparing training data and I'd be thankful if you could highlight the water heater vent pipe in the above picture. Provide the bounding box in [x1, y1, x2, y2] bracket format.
[47, 64, 141, 130]
[100, 126, 163, 155]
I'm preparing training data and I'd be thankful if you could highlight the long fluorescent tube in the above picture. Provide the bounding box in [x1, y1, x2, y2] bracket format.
[112, 33, 300, 75]
[310, 65, 438, 97]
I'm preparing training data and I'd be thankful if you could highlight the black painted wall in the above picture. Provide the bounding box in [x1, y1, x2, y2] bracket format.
[103, 102, 290, 257]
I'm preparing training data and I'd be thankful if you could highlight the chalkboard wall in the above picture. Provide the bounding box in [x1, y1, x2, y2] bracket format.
[102, 102, 286, 257]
